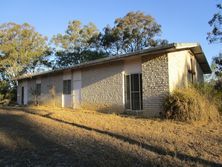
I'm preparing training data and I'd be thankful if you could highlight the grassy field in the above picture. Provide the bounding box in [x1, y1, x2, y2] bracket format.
[0, 106, 221, 166]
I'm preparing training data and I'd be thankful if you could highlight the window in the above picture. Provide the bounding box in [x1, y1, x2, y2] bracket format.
[36, 83, 41, 96]
[63, 80, 71, 94]
[125, 73, 143, 110]
[188, 58, 196, 83]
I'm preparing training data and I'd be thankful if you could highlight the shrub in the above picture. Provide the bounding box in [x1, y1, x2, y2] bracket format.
[0, 80, 16, 105]
[163, 86, 219, 122]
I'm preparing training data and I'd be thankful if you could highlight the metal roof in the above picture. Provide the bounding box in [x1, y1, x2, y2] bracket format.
[15, 43, 211, 80]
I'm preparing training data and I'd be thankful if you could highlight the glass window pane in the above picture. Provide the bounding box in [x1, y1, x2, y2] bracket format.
[125, 75, 130, 109]
[131, 74, 139, 92]
[132, 92, 140, 110]
[63, 80, 71, 94]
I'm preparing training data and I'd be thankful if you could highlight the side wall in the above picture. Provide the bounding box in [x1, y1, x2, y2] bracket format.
[168, 50, 204, 92]
[142, 54, 169, 117]
[20, 74, 63, 106]
[81, 61, 124, 113]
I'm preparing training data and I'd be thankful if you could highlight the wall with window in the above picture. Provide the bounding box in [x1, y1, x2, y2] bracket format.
[168, 50, 204, 93]
[35, 74, 63, 107]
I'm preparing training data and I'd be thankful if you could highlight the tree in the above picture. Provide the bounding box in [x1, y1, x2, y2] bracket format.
[101, 11, 168, 55]
[207, 3, 222, 43]
[52, 20, 106, 67]
[212, 53, 222, 77]
[55, 50, 108, 68]
[0, 22, 49, 80]
[208, 2, 222, 78]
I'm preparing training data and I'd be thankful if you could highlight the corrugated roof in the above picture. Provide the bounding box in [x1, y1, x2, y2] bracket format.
[15, 43, 211, 80]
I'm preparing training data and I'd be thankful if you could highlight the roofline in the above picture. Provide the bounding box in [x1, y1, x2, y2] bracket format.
[15, 43, 211, 81]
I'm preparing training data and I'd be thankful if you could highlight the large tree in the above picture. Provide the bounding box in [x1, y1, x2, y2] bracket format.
[101, 11, 168, 54]
[208, 2, 222, 78]
[0, 22, 49, 80]
[52, 20, 106, 67]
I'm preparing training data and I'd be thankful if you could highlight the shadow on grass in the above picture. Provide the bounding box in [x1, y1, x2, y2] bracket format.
[1, 106, 222, 167]
[0, 112, 150, 166]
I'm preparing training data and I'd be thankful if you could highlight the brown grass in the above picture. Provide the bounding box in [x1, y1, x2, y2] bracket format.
[0, 106, 221, 166]
[163, 87, 220, 122]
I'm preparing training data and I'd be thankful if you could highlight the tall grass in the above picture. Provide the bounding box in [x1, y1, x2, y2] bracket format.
[194, 81, 222, 114]
[163, 86, 220, 122]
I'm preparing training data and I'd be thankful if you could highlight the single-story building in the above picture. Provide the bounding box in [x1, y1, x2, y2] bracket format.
[16, 43, 211, 117]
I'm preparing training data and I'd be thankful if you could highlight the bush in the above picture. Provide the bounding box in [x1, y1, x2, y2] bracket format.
[0, 80, 16, 105]
[163, 86, 220, 122]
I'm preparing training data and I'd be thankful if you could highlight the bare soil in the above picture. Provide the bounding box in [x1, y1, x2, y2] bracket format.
[0, 106, 221, 167]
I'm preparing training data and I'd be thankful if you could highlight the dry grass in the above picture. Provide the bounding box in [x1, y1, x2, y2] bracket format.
[0, 106, 221, 166]
[163, 87, 220, 122]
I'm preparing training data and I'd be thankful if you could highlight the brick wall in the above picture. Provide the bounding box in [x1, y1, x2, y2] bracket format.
[81, 61, 124, 113]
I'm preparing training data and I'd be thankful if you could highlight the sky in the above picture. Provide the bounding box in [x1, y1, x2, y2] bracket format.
[1, 0, 222, 63]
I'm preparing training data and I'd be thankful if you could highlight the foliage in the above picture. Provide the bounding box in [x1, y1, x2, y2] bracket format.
[207, 2, 222, 81]
[55, 50, 108, 68]
[52, 21, 99, 53]
[0, 80, 16, 105]
[207, 3, 222, 43]
[0, 22, 49, 79]
[51, 21, 106, 67]
[101, 11, 168, 54]
[52, 12, 168, 67]
[211, 53, 222, 77]
[194, 81, 222, 114]
[163, 86, 219, 122]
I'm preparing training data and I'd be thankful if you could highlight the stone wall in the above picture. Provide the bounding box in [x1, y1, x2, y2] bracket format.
[142, 54, 169, 117]
[81, 61, 124, 113]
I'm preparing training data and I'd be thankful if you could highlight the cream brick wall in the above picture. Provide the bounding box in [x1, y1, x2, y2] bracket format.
[142, 54, 169, 117]
[81, 61, 124, 113]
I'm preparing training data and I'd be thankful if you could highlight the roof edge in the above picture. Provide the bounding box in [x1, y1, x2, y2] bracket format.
[15, 42, 211, 80]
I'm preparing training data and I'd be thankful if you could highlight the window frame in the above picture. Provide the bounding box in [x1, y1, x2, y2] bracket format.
[125, 73, 143, 110]
[36, 83, 41, 96]
[63, 80, 71, 95]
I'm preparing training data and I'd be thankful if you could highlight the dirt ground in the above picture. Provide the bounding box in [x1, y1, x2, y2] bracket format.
[0, 106, 221, 167]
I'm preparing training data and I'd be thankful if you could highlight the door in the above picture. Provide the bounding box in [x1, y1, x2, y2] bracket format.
[125, 73, 143, 110]
[62, 80, 72, 108]
[21, 86, 24, 105]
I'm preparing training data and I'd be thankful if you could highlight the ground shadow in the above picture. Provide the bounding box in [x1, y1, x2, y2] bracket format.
[1, 107, 222, 167]
[0, 112, 151, 167]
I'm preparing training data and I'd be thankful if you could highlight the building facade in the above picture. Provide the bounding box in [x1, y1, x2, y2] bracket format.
[16, 43, 211, 117]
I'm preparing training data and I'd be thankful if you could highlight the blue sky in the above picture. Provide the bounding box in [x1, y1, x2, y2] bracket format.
[1, 0, 221, 63]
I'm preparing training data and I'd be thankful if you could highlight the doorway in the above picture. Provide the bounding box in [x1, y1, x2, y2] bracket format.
[125, 73, 143, 110]
[21, 86, 24, 105]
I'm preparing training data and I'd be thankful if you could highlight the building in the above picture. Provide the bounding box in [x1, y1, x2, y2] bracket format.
[16, 43, 211, 117]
